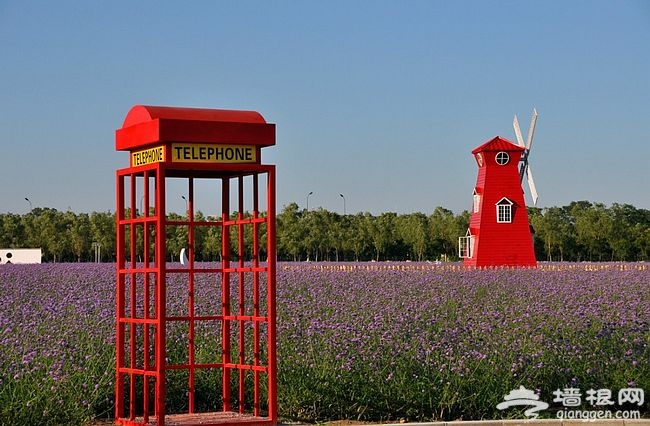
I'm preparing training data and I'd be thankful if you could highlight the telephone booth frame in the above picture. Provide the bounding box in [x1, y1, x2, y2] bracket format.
[114, 105, 277, 426]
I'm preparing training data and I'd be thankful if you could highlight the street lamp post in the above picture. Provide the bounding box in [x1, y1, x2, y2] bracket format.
[339, 193, 346, 215]
[181, 195, 189, 218]
[306, 191, 313, 211]
[24, 197, 33, 211]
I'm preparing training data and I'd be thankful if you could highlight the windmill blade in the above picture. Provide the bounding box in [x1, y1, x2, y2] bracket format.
[519, 160, 528, 184]
[526, 165, 539, 206]
[525, 108, 538, 150]
[513, 115, 525, 147]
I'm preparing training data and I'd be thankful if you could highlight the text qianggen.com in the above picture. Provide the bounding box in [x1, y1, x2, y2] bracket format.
[556, 408, 641, 420]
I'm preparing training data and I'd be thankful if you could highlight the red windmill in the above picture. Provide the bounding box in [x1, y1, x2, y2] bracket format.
[459, 109, 539, 267]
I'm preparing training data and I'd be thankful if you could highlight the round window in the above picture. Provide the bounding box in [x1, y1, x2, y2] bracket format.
[495, 151, 510, 165]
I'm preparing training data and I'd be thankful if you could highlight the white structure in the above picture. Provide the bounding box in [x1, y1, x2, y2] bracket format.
[0, 249, 42, 264]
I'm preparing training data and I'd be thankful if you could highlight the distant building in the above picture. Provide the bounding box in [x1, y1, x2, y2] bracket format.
[0, 249, 42, 264]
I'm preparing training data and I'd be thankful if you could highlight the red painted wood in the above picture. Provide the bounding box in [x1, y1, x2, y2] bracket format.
[464, 136, 537, 267]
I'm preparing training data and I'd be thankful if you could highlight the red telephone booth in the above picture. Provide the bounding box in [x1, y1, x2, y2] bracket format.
[114, 105, 277, 426]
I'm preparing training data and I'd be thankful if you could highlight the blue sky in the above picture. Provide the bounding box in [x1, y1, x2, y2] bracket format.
[1, 1, 648, 215]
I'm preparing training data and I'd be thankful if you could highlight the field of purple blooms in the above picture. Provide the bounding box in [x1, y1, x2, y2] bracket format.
[0, 262, 648, 424]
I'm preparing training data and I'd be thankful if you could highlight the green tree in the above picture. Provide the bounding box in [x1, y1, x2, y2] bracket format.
[0, 213, 25, 247]
[399, 213, 428, 261]
[429, 207, 460, 260]
[349, 213, 372, 261]
[329, 213, 347, 261]
[277, 203, 305, 261]
[608, 203, 640, 261]
[573, 202, 612, 261]
[635, 225, 650, 261]
[68, 212, 92, 262]
[89, 211, 116, 262]
[369, 212, 397, 261]
[23, 208, 69, 262]
[166, 212, 186, 262]
[305, 208, 334, 261]
[533, 206, 572, 261]
[201, 215, 222, 261]
[2, 199, 647, 263]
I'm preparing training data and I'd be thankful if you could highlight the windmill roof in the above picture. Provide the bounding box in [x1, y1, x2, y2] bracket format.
[471, 136, 524, 154]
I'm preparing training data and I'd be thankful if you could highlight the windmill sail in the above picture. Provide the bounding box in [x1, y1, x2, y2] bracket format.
[513, 115, 525, 147]
[525, 109, 538, 150]
[526, 164, 539, 206]
[513, 108, 539, 206]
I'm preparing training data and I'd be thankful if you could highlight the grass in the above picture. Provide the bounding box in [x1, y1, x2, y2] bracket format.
[0, 262, 648, 424]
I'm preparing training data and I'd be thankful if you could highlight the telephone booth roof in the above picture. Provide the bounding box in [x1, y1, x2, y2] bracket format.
[471, 136, 524, 154]
[116, 105, 275, 151]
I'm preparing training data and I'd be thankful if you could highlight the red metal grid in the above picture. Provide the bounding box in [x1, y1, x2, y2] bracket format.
[116, 166, 276, 426]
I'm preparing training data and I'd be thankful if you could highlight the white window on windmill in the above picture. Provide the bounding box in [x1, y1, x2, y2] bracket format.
[458, 229, 475, 258]
[473, 189, 481, 213]
[496, 197, 513, 223]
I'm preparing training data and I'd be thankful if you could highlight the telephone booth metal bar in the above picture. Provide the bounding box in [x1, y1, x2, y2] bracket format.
[115, 105, 277, 426]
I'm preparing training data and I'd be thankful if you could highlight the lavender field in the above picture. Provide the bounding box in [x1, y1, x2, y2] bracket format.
[1, 262, 649, 424]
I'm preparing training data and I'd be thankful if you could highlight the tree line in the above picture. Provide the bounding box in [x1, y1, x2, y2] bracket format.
[0, 201, 649, 262]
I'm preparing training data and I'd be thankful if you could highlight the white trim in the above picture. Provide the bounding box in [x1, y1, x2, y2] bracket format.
[496, 197, 513, 223]
[459, 230, 475, 258]
[496, 151, 510, 165]
[473, 189, 480, 213]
